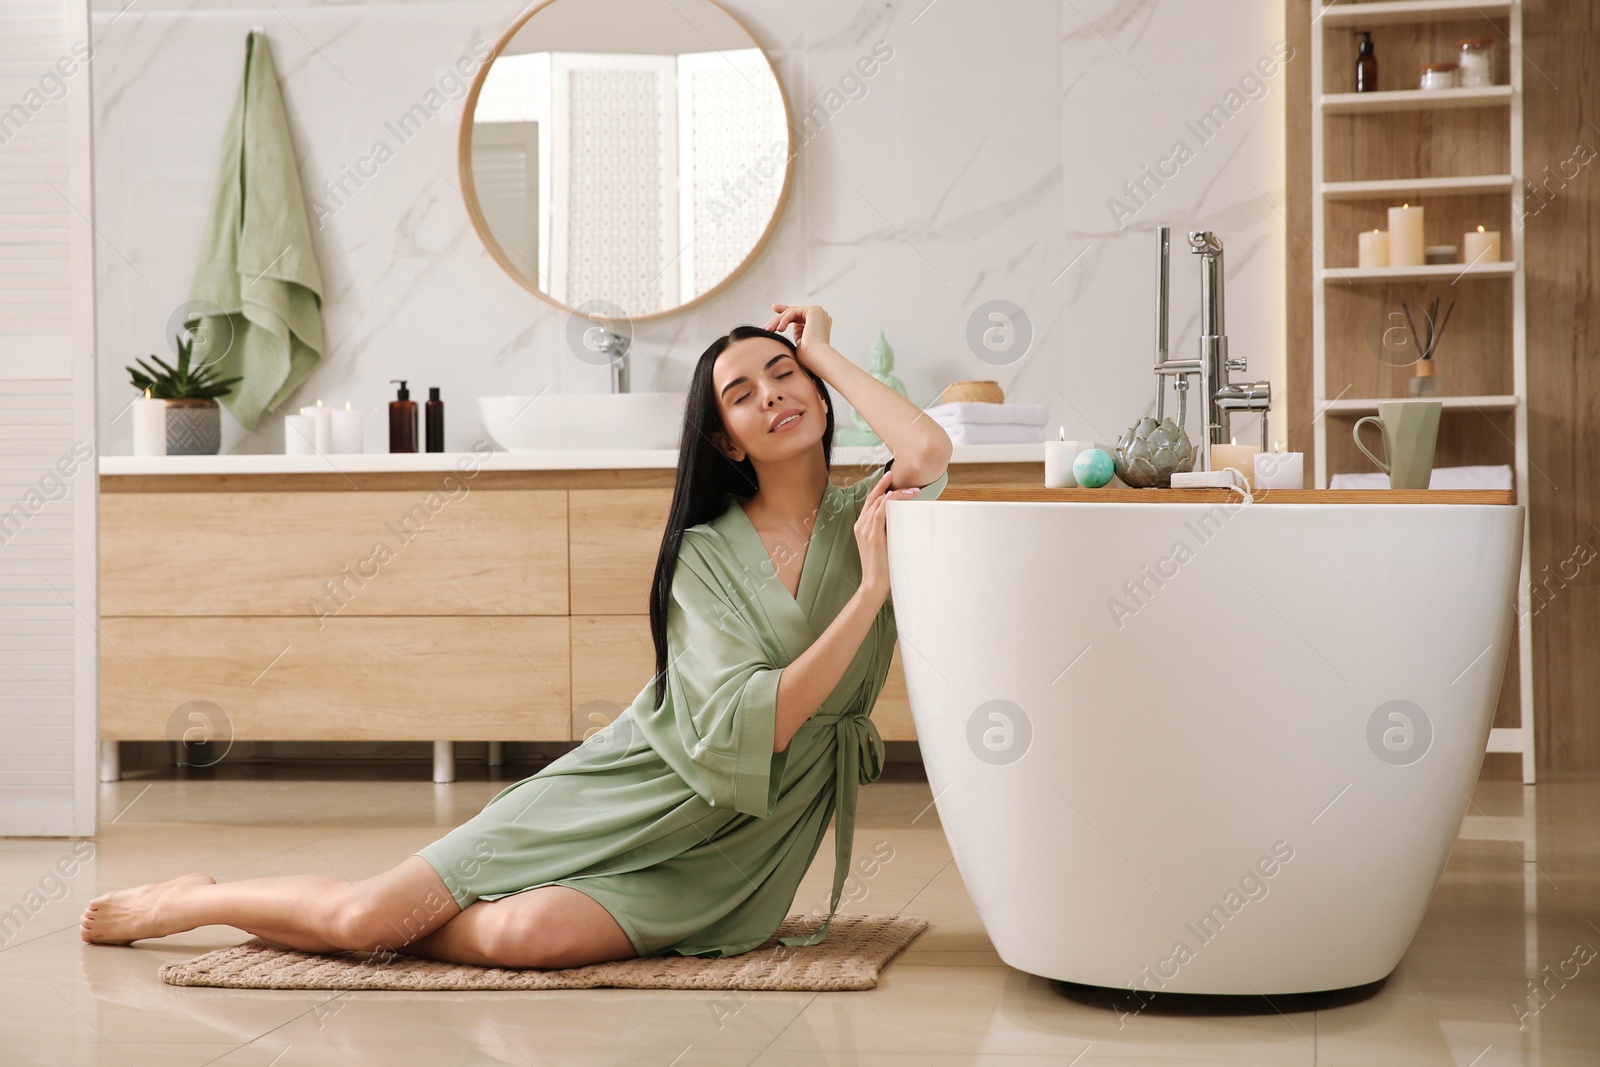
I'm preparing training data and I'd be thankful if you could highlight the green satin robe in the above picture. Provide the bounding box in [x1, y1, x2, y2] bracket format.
[414, 457, 949, 959]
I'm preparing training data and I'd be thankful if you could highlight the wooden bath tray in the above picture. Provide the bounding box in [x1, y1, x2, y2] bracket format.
[940, 488, 1516, 504]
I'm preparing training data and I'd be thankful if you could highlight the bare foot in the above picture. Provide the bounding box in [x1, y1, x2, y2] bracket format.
[80, 873, 216, 945]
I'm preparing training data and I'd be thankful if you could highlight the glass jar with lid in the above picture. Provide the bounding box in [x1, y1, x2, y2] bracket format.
[1419, 61, 1459, 91]
[1456, 38, 1495, 87]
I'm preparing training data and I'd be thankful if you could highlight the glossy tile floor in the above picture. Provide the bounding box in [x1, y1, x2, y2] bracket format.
[1, 760, 1596, 1065]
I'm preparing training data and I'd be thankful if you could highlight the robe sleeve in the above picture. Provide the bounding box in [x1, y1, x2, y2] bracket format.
[844, 456, 950, 512]
[658, 530, 786, 818]
[842, 457, 949, 616]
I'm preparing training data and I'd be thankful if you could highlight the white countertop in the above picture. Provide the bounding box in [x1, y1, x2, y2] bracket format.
[99, 442, 1048, 476]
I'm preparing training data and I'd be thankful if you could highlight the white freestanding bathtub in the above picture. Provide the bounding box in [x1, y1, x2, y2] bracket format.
[886, 495, 1523, 995]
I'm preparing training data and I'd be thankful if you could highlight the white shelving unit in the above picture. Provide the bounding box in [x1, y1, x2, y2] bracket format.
[1310, 0, 1534, 784]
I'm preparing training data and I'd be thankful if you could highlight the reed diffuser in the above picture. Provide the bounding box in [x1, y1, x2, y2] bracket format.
[1402, 297, 1454, 397]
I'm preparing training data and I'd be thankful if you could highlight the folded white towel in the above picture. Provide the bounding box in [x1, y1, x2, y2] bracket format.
[925, 401, 1049, 428]
[1328, 464, 1513, 490]
[940, 422, 1048, 445]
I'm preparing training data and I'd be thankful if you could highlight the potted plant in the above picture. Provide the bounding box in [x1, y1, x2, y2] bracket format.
[126, 333, 242, 455]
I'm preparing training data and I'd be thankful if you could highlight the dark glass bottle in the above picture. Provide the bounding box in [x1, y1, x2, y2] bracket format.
[1355, 31, 1377, 92]
[389, 379, 417, 453]
[425, 387, 444, 452]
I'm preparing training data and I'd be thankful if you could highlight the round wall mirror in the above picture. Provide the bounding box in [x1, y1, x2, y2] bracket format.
[459, 0, 794, 321]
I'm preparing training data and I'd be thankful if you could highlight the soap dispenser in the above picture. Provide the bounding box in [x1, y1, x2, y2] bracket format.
[389, 379, 418, 453]
[1355, 31, 1377, 92]
[425, 387, 444, 452]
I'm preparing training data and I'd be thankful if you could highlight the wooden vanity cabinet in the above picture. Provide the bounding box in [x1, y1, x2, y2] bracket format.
[97, 462, 1024, 756]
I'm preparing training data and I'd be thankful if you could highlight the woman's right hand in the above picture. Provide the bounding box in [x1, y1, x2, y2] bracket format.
[855, 471, 921, 606]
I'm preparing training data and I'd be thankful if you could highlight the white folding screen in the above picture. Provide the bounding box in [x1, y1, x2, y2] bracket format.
[0, 0, 99, 836]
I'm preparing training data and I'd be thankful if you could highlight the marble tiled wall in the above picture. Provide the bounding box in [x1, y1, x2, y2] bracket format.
[90, 0, 1285, 455]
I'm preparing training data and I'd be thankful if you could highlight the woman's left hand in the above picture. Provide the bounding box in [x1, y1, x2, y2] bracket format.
[765, 304, 832, 368]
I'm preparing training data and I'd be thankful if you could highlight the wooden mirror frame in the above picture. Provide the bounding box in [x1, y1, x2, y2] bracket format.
[456, 0, 797, 322]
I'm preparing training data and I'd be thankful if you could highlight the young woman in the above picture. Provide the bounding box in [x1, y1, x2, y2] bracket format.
[81, 303, 952, 969]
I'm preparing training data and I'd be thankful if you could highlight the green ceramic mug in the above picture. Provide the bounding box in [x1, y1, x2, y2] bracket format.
[1353, 400, 1442, 490]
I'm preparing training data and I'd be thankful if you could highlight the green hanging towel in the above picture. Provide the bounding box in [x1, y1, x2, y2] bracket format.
[188, 30, 325, 433]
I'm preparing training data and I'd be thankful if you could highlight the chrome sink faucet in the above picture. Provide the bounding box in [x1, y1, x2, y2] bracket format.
[596, 329, 629, 393]
[1150, 226, 1271, 473]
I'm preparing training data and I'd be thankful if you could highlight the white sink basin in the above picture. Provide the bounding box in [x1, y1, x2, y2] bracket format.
[478, 393, 686, 451]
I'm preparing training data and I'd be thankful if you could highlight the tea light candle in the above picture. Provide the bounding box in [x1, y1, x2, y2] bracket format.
[1358, 229, 1390, 269]
[131, 393, 167, 457]
[331, 401, 364, 453]
[1463, 225, 1501, 264]
[299, 400, 333, 453]
[1209, 439, 1261, 490]
[1388, 204, 1425, 267]
[1253, 447, 1305, 490]
[1044, 431, 1082, 488]
[284, 413, 318, 455]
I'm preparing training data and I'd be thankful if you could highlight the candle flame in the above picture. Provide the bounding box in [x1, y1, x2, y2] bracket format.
[345, 401, 353, 411]
[1230, 435, 1237, 446]
[1478, 225, 1486, 233]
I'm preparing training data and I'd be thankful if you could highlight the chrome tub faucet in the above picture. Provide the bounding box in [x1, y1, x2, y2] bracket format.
[1151, 227, 1272, 473]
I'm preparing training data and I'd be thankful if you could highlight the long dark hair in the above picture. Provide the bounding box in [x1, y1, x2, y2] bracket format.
[648, 325, 835, 709]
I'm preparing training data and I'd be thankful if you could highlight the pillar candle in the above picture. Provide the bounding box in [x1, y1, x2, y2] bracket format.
[131, 395, 167, 457]
[1045, 436, 1082, 488]
[1209, 441, 1261, 489]
[1462, 226, 1501, 264]
[1387, 204, 1425, 267]
[1358, 229, 1390, 269]
[1253, 450, 1305, 490]
[331, 402, 364, 453]
[284, 413, 318, 455]
[300, 401, 333, 453]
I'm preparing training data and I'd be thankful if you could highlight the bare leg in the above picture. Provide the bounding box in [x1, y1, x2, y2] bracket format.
[400, 884, 638, 969]
[81, 856, 460, 954]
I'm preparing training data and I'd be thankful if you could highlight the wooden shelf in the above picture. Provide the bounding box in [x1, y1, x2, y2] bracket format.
[1320, 261, 1515, 282]
[1316, 0, 1512, 27]
[1321, 394, 1521, 413]
[1321, 86, 1512, 114]
[1320, 262, 1515, 283]
[1321, 175, 1515, 200]
[1308, 0, 1532, 782]
[940, 487, 1515, 505]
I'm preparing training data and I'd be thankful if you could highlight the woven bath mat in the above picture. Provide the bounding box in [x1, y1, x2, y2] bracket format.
[158, 912, 927, 992]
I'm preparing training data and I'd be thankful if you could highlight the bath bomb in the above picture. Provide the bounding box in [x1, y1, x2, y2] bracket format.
[1073, 448, 1115, 488]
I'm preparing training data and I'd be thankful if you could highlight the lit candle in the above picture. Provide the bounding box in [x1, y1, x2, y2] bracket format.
[1209, 437, 1261, 490]
[1253, 445, 1305, 490]
[1387, 203, 1425, 267]
[132, 390, 167, 457]
[1358, 229, 1390, 269]
[1462, 225, 1501, 265]
[300, 399, 333, 453]
[331, 401, 364, 453]
[1045, 429, 1082, 488]
[284, 413, 318, 455]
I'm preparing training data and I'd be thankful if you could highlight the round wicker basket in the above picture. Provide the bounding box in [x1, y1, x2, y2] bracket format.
[936, 380, 1004, 405]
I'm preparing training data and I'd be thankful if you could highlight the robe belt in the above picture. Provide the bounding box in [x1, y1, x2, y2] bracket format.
[777, 708, 887, 948]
